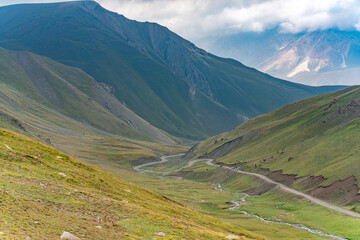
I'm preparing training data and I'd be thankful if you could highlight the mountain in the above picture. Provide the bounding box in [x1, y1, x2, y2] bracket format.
[0, 128, 265, 239]
[0, 46, 175, 143]
[203, 29, 360, 86]
[189, 86, 360, 207]
[0, 46, 196, 173]
[0, 1, 344, 140]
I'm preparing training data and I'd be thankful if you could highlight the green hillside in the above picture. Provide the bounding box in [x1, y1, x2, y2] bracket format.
[191, 86, 360, 207]
[0, 1, 344, 139]
[0, 80, 186, 168]
[0, 128, 265, 239]
[0, 47, 175, 143]
[0, 46, 194, 173]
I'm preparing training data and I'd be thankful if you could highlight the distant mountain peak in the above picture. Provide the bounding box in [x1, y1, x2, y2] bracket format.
[205, 29, 360, 86]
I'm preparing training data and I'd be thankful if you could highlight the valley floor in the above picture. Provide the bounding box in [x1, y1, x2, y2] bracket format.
[129, 154, 360, 240]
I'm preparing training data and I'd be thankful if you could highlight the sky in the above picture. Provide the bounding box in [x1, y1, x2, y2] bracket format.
[1, 0, 360, 42]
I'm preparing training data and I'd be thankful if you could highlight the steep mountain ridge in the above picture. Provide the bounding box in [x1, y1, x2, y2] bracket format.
[0, 1, 344, 139]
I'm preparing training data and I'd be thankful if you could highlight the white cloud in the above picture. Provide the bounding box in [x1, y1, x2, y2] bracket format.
[355, 18, 360, 31]
[94, 0, 360, 40]
[2, 0, 360, 41]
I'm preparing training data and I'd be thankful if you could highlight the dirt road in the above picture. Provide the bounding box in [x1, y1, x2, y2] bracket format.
[135, 154, 360, 218]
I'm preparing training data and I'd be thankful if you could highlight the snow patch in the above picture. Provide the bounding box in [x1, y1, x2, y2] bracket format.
[262, 48, 299, 72]
[287, 57, 310, 77]
[314, 59, 329, 72]
[341, 54, 347, 68]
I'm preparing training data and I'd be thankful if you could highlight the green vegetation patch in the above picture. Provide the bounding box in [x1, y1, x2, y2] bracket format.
[0, 128, 263, 239]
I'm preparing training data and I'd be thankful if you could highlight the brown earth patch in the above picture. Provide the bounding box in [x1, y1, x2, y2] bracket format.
[307, 176, 360, 205]
[293, 175, 327, 191]
[255, 168, 360, 205]
[259, 168, 298, 186]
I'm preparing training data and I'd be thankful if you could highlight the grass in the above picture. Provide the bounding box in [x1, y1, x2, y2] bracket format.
[192, 86, 360, 189]
[131, 158, 360, 239]
[118, 168, 333, 239]
[0, 46, 177, 144]
[0, 128, 266, 239]
[172, 161, 360, 239]
[0, 69, 188, 171]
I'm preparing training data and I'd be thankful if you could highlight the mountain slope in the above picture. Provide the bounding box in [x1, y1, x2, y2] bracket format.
[190, 86, 360, 207]
[0, 1, 344, 139]
[0, 1, 240, 140]
[0, 128, 264, 239]
[204, 29, 360, 86]
[0, 46, 175, 143]
[0, 46, 196, 174]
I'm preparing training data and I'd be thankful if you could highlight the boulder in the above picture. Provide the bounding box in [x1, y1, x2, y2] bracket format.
[60, 231, 79, 240]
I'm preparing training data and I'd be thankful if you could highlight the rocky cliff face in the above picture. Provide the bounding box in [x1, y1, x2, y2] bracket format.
[89, 4, 215, 99]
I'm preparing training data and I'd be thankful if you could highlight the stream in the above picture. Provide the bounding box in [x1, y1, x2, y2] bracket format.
[216, 184, 347, 240]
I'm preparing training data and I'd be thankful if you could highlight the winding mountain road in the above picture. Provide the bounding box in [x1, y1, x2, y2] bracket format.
[134, 154, 360, 218]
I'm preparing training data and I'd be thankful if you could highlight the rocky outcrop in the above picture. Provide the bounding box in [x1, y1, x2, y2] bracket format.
[60, 231, 79, 240]
[97, 82, 115, 96]
[0, 111, 27, 132]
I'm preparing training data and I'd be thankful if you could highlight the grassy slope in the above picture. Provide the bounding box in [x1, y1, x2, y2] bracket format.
[0, 81, 188, 170]
[0, 47, 177, 144]
[0, 128, 265, 239]
[0, 46, 191, 172]
[0, 46, 189, 183]
[169, 161, 360, 239]
[118, 169, 337, 239]
[192, 86, 360, 192]
[0, 1, 344, 139]
[130, 154, 360, 239]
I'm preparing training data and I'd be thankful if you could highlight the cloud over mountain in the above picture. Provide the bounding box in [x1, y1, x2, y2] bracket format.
[92, 0, 360, 40]
[3, 0, 360, 42]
